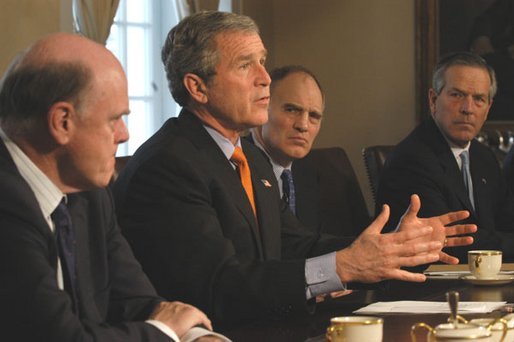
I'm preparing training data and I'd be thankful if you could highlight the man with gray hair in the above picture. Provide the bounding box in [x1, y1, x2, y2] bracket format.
[114, 12, 476, 325]
[0, 32, 219, 341]
[377, 51, 514, 262]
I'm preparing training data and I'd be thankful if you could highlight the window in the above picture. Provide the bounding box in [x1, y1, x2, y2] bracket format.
[107, 0, 181, 156]
[107, 0, 235, 156]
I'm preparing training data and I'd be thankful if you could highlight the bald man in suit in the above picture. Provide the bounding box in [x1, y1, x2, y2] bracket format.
[0, 33, 215, 341]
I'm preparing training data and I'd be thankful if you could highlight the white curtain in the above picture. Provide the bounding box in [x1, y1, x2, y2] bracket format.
[175, 0, 220, 20]
[73, 0, 120, 44]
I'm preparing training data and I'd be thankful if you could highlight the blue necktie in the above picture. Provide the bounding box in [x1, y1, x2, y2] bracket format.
[460, 150, 475, 210]
[281, 169, 296, 215]
[51, 200, 78, 312]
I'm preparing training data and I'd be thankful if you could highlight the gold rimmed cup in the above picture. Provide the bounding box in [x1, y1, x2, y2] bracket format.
[326, 316, 383, 341]
[468, 250, 502, 279]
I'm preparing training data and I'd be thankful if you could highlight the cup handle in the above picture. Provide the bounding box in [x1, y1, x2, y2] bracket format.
[475, 255, 482, 268]
[326, 325, 344, 341]
[487, 318, 508, 342]
[446, 315, 469, 325]
[411, 322, 435, 342]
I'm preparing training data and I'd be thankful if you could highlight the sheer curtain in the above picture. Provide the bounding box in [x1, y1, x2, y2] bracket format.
[72, 0, 120, 44]
[175, 0, 220, 19]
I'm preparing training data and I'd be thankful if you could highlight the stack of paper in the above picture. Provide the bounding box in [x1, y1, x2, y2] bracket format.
[354, 301, 506, 314]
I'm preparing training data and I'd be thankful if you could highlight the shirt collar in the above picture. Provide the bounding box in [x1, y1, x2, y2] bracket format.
[434, 122, 471, 169]
[203, 124, 241, 160]
[0, 127, 64, 219]
[447, 140, 471, 169]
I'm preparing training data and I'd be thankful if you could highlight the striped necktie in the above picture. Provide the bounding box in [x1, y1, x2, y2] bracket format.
[51, 200, 79, 312]
[281, 169, 296, 215]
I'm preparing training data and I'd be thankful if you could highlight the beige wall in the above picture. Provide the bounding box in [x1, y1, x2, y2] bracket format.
[0, 0, 417, 213]
[0, 0, 65, 74]
[243, 0, 417, 212]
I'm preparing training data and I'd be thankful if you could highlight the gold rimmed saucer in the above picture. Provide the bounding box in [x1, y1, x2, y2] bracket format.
[461, 274, 514, 286]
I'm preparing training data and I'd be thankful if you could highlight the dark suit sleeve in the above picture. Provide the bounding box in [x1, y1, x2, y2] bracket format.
[0, 187, 170, 342]
[115, 152, 311, 324]
[376, 149, 451, 231]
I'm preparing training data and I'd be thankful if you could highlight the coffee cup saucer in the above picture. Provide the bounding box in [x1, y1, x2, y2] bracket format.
[460, 274, 514, 286]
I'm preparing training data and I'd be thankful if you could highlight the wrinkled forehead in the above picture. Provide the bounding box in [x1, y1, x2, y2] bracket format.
[213, 30, 266, 63]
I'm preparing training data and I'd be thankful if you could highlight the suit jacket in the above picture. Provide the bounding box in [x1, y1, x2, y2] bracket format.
[0, 141, 169, 341]
[245, 135, 369, 237]
[376, 119, 514, 262]
[113, 110, 351, 325]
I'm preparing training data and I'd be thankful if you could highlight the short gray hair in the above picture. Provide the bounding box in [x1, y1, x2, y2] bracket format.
[161, 11, 259, 106]
[432, 51, 497, 101]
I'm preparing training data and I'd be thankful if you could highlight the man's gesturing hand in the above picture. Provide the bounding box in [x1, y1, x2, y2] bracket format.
[398, 195, 477, 264]
[335, 203, 441, 284]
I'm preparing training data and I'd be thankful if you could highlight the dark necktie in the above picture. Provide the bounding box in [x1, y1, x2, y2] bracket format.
[460, 150, 475, 210]
[281, 169, 296, 215]
[51, 200, 78, 312]
[231, 147, 256, 216]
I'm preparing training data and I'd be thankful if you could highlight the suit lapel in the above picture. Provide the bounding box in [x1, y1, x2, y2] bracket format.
[424, 120, 477, 215]
[67, 194, 88, 317]
[178, 111, 263, 256]
[440, 152, 476, 214]
[0, 140, 58, 248]
[292, 158, 320, 229]
[244, 140, 282, 260]
[469, 141, 489, 218]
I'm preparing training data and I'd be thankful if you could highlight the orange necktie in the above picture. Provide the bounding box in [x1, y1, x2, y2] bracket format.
[231, 147, 256, 216]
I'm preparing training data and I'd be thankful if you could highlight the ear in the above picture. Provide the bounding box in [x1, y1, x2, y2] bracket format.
[47, 102, 75, 145]
[183, 73, 209, 104]
[428, 88, 438, 119]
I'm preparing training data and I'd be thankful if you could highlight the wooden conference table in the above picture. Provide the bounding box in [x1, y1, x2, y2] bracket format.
[222, 264, 514, 342]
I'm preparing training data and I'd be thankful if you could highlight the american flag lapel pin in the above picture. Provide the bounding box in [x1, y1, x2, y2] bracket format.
[261, 179, 272, 187]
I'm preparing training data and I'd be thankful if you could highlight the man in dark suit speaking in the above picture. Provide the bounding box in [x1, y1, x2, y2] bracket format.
[113, 11, 476, 326]
[377, 52, 514, 262]
[0, 33, 214, 341]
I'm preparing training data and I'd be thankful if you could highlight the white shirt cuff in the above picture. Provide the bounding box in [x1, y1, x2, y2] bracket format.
[146, 320, 179, 341]
[305, 251, 346, 299]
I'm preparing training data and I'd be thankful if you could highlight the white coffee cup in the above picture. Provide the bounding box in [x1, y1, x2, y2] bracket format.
[468, 250, 502, 279]
[326, 316, 383, 342]
[411, 322, 500, 341]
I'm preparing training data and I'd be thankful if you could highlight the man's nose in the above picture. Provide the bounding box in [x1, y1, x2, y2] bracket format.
[460, 96, 475, 115]
[256, 64, 271, 87]
[115, 119, 129, 144]
[294, 113, 309, 132]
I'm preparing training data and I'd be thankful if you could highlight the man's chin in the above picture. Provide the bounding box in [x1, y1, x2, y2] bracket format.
[286, 149, 309, 160]
[449, 135, 474, 147]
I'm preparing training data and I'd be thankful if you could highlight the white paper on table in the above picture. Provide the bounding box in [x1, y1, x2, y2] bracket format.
[424, 270, 514, 280]
[423, 271, 471, 279]
[354, 301, 506, 314]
